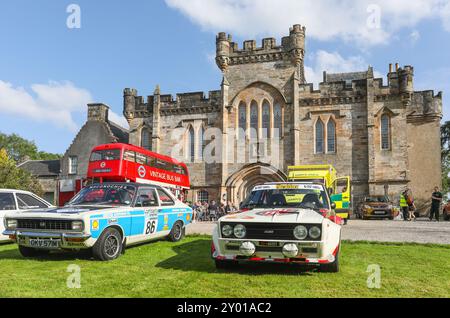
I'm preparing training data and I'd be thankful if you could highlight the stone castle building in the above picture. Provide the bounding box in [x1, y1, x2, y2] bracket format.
[122, 24, 442, 210]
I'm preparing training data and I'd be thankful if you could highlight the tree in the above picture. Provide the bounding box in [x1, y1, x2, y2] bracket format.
[0, 149, 44, 196]
[441, 121, 450, 195]
[0, 132, 61, 163]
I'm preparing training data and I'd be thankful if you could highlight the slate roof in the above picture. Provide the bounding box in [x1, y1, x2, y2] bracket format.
[18, 160, 61, 177]
[107, 120, 129, 143]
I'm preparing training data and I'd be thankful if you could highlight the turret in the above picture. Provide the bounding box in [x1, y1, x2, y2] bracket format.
[216, 32, 231, 72]
[399, 65, 414, 94]
[123, 88, 137, 120]
[287, 24, 306, 67]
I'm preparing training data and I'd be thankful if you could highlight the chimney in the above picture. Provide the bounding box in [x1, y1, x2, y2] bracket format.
[87, 103, 109, 122]
[389, 63, 393, 73]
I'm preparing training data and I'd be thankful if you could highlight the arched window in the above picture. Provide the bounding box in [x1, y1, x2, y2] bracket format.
[197, 190, 209, 203]
[198, 126, 205, 160]
[238, 102, 246, 139]
[250, 101, 258, 139]
[187, 126, 195, 162]
[327, 119, 336, 153]
[315, 118, 324, 154]
[141, 127, 151, 150]
[381, 114, 391, 150]
[262, 100, 270, 138]
[273, 103, 282, 138]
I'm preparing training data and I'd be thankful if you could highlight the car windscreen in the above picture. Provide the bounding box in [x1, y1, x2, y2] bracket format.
[67, 184, 136, 206]
[365, 196, 389, 203]
[241, 186, 330, 211]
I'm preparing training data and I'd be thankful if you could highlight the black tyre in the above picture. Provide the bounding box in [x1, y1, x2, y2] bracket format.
[319, 247, 340, 273]
[215, 259, 238, 269]
[18, 245, 49, 258]
[168, 221, 184, 242]
[92, 228, 123, 261]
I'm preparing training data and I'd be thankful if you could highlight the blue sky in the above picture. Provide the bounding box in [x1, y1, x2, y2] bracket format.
[0, 0, 449, 154]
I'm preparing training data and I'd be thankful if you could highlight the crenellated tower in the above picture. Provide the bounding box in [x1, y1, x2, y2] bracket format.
[215, 24, 306, 83]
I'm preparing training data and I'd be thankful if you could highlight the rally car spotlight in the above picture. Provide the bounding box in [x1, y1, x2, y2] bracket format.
[5, 219, 17, 230]
[309, 226, 321, 239]
[282, 243, 299, 258]
[239, 241, 256, 257]
[234, 224, 246, 239]
[293, 225, 308, 240]
[71, 221, 84, 231]
[221, 224, 233, 237]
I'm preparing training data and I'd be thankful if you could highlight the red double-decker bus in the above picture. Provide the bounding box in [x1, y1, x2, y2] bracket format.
[87, 143, 190, 200]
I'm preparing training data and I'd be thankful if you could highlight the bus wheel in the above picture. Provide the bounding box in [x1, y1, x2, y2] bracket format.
[93, 228, 123, 261]
[169, 221, 184, 242]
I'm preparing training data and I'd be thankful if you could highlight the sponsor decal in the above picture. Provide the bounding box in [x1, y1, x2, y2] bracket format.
[186, 214, 191, 221]
[108, 218, 118, 224]
[92, 220, 99, 231]
[256, 209, 299, 216]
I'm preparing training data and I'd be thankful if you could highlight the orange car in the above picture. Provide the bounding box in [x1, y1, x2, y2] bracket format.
[443, 201, 450, 221]
[357, 196, 398, 220]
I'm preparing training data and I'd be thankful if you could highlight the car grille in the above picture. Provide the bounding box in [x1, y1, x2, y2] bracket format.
[17, 219, 72, 231]
[221, 223, 321, 241]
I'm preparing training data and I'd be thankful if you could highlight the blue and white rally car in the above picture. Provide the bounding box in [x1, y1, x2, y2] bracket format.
[2, 183, 193, 261]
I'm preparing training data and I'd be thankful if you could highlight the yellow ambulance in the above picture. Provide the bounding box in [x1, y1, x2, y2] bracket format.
[287, 165, 351, 223]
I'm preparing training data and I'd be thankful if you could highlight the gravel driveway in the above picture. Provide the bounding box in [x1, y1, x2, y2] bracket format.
[186, 219, 450, 245]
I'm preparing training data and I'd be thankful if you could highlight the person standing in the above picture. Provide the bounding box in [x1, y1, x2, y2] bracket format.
[399, 189, 409, 221]
[430, 186, 443, 222]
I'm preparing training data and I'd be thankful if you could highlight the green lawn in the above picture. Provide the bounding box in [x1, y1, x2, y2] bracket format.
[0, 236, 449, 298]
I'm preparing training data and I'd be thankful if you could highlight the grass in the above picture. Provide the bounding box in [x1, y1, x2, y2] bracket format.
[0, 236, 449, 298]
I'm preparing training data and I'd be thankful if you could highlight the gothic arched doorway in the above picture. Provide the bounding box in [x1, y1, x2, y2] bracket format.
[225, 163, 287, 205]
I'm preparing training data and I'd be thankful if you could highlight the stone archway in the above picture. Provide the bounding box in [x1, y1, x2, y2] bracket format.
[225, 163, 287, 205]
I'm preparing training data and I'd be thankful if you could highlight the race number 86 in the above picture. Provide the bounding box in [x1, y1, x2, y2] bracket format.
[146, 220, 156, 234]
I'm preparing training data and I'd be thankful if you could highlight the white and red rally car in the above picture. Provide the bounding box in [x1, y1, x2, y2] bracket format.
[211, 183, 342, 272]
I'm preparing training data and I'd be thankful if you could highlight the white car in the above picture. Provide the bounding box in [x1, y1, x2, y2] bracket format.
[211, 183, 342, 272]
[3, 183, 193, 261]
[0, 189, 54, 242]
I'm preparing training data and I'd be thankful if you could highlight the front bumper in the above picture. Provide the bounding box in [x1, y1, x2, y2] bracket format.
[363, 209, 393, 218]
[2, 230, 92, 249]
[212, 238, 337, 265]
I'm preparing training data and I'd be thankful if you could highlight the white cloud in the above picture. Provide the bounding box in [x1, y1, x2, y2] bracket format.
[109, 110, 129, 129]
[0, 81, 92, 132]
[165, 0, 450, 47]
[305, 50, 382, 86]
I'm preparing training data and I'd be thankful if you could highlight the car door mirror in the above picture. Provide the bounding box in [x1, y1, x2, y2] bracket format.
[331, 202, 336, 210]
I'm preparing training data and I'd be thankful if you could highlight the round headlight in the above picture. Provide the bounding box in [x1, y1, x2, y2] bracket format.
[233, 224, 246, 239]
[6, 219, 17, 230]
[221, 225, 233, 237]
[293, 225, 308, 240]
[309, 226, 321, 239]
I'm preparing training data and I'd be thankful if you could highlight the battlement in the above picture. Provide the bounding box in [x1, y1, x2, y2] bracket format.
[123, 87, 221, 119]
[216, 24, 306, 72]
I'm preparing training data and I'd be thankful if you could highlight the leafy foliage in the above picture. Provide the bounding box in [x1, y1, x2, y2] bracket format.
[0, 132, 61, 164]
[0, 149, 44, 196]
